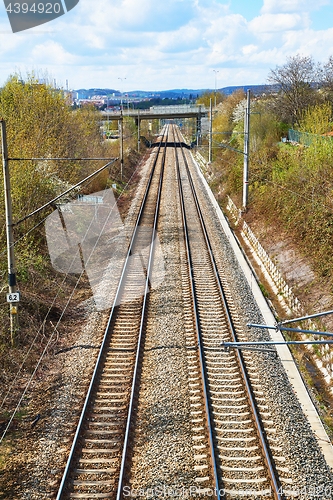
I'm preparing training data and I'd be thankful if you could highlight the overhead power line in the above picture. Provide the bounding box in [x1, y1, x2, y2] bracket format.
[14, 158, 118, 226]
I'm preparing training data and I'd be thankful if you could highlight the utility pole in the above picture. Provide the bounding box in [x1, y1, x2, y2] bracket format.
[208, 98, 212, 163]
[137, 110, 140, 153]
[1, 120, 19, 345]
[119, 110, 124, 180]
[196, 105, 202, 147]
[242, 89, 250, 210]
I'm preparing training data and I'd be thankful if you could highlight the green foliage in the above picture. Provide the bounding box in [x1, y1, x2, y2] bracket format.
[211, 79, 333, 288]
[213, 90, 245, 131]
[253, 138, 333, 280]
[197, 91, 225, 107]
[259, 283, 269, 298]
[0, 74, 115, 237]
[298, 102, 333, 135]
[250, 105, 282, 151]
[0, 72, 123, 348]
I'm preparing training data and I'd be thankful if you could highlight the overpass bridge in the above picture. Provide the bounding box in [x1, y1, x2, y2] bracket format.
[101, 104, 208, 140]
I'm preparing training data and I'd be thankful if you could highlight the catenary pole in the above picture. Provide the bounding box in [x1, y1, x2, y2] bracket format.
[208, 98, 212, 163]
[119, 110, 124, 180]
[137, 110, 140, 152]
[1, 120, 19, 344]
[243, 89, 250, 210]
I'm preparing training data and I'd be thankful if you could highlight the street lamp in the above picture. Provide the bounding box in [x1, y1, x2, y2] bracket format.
[118, 77, 126, 111]
[213, 70, 219, 108]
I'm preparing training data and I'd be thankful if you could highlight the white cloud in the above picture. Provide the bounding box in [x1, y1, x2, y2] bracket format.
[30, 41, 77, 65]
[0, 30, 26, 54]
[156, 25, 204, 53]
[261, 0, 330, 14]
[83, 0, 196, 33]
[242, 44, 258, 56]
[0, 0, 332, 90]
[282, 27, 333, 59]
[249, 13, 308, 34]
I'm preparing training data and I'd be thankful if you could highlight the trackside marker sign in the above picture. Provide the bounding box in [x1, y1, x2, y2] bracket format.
[3, 0, 79, 33]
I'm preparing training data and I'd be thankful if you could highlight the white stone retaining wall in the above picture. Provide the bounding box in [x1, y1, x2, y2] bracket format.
[195, 152, 208, 170]
[226, 195, 333, 382]
[226, 196, 302, 314]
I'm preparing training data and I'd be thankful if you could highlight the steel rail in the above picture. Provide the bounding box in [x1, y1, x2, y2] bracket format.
[173, 126, 221, 499]
[56, 125, 169, 500]
[175, 126, 284, 500]
[115, 125, 168, 499]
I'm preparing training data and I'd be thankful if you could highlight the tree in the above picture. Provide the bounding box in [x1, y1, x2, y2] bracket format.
[212, 89, 245, 143]
[0, 73, 116, 248]
[298, 102, 333, 135]
[321, 55, 333, 102]
[267, 54, 321, 126]
[197, 91, 225, 107]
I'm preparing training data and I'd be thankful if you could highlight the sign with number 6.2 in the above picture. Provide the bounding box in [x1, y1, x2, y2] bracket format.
[6, 292, 20, 303]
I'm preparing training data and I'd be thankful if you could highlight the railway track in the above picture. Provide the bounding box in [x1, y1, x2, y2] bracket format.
[173, 125, 290, 498]
[56, 126, 169, 499]
[56, 124, 293, 499]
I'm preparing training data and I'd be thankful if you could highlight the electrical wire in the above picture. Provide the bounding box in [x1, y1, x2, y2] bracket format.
[1, 162, 135, 405]
[0, 158, 121, 261]
[15, 160, 117, 226]
[0, 159, 142, 441]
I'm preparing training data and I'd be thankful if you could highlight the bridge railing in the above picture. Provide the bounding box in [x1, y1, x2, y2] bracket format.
[102, 105, 207, 118]
[149, 104, 206, 114]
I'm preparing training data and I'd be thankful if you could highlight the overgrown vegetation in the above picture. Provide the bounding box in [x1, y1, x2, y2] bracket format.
[0, 73, 148, 412]
[197, 90, 225, 108]
[208, 54, 333, 295]
[205, 54, 333, 424]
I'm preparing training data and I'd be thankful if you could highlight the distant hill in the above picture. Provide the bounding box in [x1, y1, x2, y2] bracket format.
[74, 85, 273, 101]
[220, 84, 272, 96]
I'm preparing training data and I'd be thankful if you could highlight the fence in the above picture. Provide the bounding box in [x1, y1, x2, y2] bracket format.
[288, 128, 333, 147]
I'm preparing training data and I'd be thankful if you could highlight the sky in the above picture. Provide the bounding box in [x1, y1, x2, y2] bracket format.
[0, 0, 333, 91]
